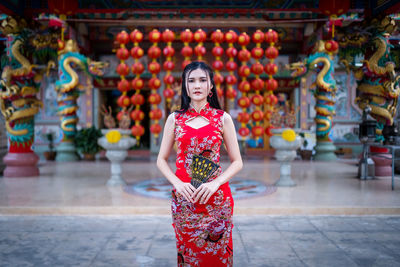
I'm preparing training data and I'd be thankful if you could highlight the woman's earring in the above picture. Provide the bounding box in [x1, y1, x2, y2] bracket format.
[208, 91, 213, 97]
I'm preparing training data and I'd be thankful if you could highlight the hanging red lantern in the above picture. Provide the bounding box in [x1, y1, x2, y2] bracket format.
[182, 60, 192, 70]
[163, 61, 175, 71]
[238, 65, 250, 77]
[239, 127, 250, 137]
[238, 81, 251, 92]
[181, 29, 193, 69]
[252, 30, 264, 44]
[238, 96, 251, 108]
[251, 62, 264, 76]
[214, 73, 224, 84]
[117, 79, 131, 92]
[211, 30, 224, 44]
[212, 46, 224, 57]
[116, 47, 129, 60]
[117, 63, 130, 76]
[130, 46, 144, 58]
[265, 78, 278, 91]
[181, 29, 193, 43]
[226, 88, 237, 100]
[265, 125, 275, 137]
[163, 88, 175, 99]
[131, 78, 144, 91]
[130, 29, 143, 43]
[264, 63, 278, 76]
[163, 74, 175, 85]
[251, 110, 264, 122]
[251, 78, 264, 91]
[265, 29, 279, 44]
[148, 46, 161, 59]
[131, 125, 145, 137]
[150, 124, 162, 135]
[148, 93, 162, 105]
[252, 126, 264, 137]
[211, 29, 224, 102]
[325, 40, 339, 53]
[131, 62, 144, 75]
[181, 46, 193, 58]
[265, 46, 279, 60]
[116, 31, 130, 45]
[130, 94, 145, 105]
[225, 61, 238, 71]
[162, 29, 175, 43]
[251, 47, 264, 60]
[238, 49, 251, 62]
[251, 95, 264, 106]
[130, 110, 145, 121]
[212, 60, 224, 71]
[117, 95, 130, 107]
[148, 77, 161, 89]
[238, 32, 250, 46]
[148, 62, 161, 74]
[194, 29, 206, 61]
[163, 46, 175, 57]
[264, 110, 272, 120]
[149, 29, 161, 43]
[225, 74, 237, 85]
[150, 108, 163, 120]
[194, 45, 206, 57]
[194, 29, 207, 43]
[265, 94, 278, 105]
[237, 112, 250, 123]
[226, 47, 238, 58]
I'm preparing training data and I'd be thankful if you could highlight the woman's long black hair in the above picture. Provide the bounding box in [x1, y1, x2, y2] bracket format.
[176, 61, 222, 113]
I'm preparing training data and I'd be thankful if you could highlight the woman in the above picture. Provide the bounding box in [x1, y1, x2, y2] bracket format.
[157, 61, 243, 266]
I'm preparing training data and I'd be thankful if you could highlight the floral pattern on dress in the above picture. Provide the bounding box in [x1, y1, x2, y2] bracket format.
[172, 103, 233, 267]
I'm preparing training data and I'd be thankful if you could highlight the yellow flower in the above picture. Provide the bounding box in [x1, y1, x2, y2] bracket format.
[282, 129, 296, 142]
[106, 130, 121, 143]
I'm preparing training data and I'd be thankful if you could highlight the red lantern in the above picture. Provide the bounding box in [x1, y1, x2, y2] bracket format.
[194, 45, 206, 57]
[148, 93, 162, 105]
[131, 62, 144, 75]
[225, 30, 238, 43]
[194, 29, 207, 43]
[163, 74, 175, 85]
[131, 78, 144, 90]
[264, 110, 272, 120]
[150, 124, 162, 135]
[130, 47, 144, 59]
[149, 29, 161, 43]
[225, 61, 238, 71]
[117, 63, 130, 76]
[163, 46, 175, 57]
[238, 81, 251, 92]
[212, 60, 224, 71]
[325, 40, 339, 53]
[251, 95, 264, 106]
[226, 88, 237, 99]
[251, 62, 264, 75]
[251, 78, 264, 91]
[238, 49, 251, 62]
[118, 79, 131, 92]
[212, 46, 224, 57]
[265, 46, 279, 59]
[252, 126, 264, 137]
[162, 29, 175, 43]
[130, 30, 143, 43]
[181, 46, 193, 57]
[238, 96, 251, 108]
[265, 94, 278, 105]
[148, 62, 161, 74]
[265, 126, 275, 137]
[116, 47, 129, 60]
[131, 125, 145, 137]
[163, 61, 175, 71]
[116, 31, 130, 45]
[163, 88, 175, 99]
[265, 29, 278, 44]
[239, 127, 250, 137]
[264, 63, 278, 76]
[148, 77, 161, 89]
[117, 95, 130, 107]
[131, 94, 145, 105]
[180, 29, 193, 43]
[237, 112, 250, 123]
[238, 33, 250, 46]
[211, 30, 224, 43]
[182, 60, 191, 70]
[148, 46, 161, 59]
[225, 74, 237, 85]
[251, 47, 264, 60]
[226, 47, 238, 58]
[238, 65, 250, 77]
[251, 110, 264, 122]
[150, 109, 163, 120]
[130, 110, 145, 121]
[252, 30, 264, 43]
[214, 73, 224, 84]
[265, 78, 278, 91]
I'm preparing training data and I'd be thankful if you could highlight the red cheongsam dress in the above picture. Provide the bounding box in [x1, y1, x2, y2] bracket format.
[172, 102, 234, 267]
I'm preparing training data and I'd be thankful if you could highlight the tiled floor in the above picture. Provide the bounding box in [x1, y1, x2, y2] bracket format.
[1, 215, 400, 267]
[0, 159, 399, 215]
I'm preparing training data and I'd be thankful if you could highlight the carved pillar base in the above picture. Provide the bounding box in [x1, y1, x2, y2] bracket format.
[314, 140, 337, 161]
[56, 141, 79, 162]
[3, 152, 39, 177]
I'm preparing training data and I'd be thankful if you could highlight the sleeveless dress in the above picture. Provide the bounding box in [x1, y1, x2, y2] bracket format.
[172, 102, 234, 267]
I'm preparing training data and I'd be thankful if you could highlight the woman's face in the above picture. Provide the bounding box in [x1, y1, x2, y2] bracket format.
[186, 68, 212, 102]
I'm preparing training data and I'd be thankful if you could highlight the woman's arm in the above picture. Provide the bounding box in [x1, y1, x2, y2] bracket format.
[193, 112, 243, 204]
[156, 113, 195, 202]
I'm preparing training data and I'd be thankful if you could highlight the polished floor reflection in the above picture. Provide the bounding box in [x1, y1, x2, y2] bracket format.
[0, 158, 399, 215]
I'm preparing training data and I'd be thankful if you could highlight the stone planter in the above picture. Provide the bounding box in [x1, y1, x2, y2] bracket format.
[270, 128, 301, 186]
[98, 129, 136, 186]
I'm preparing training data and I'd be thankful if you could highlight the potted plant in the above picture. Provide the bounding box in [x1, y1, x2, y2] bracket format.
[43, 132, 57, 161]
[75, 126, 103, 160]
[299, 132, 313, 160]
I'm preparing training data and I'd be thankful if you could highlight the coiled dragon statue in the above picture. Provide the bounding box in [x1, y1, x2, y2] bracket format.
[339, 16, 399, 141]
[54, 39, 107, 141]
[0, 16, 43, 152]
[287, 40, 337, 141]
